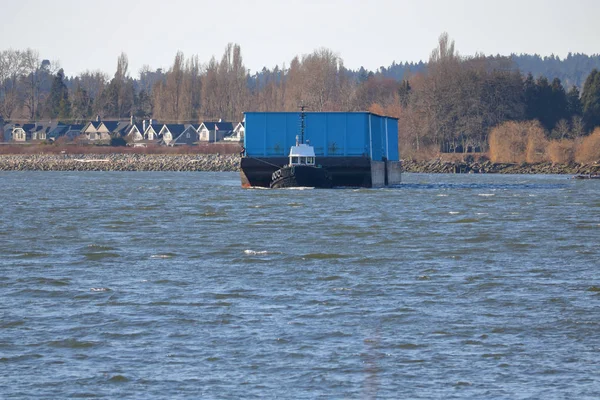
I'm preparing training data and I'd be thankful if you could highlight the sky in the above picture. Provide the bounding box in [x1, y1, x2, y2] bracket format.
[1, 0, 599, 78]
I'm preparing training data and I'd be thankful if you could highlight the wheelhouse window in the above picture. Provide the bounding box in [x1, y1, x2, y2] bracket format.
[307, 157, 314, 164]
[291, 156, 299, 164]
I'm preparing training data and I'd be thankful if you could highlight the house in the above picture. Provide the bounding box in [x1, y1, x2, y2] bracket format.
[225, 121, 245, 142]
[171, 124, 200, 146]
[82, 120, 103, 141]
[125, 123, 145, 143]
[30, 121, 59, 141]
[143, 121, 163, 141]
[83, 120, 131, 142]
[198, 121, 234, 142]
[111, 121, 133, 137]
[97, 121, 119, 140]
[3, 121, 78, 142]
[64, 124, 85, 140]
[48, 124, 85, 141]
[158, 124, 188, 146]
[10, 124, 35, 142]
[47, 125, 69, 140]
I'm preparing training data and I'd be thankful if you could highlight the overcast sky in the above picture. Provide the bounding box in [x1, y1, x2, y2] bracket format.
[1, 0, 599, 77]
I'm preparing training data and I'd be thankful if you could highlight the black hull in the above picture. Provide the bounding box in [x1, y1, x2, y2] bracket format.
[270, 165, 333, 188]
[241, 156, 373, 188]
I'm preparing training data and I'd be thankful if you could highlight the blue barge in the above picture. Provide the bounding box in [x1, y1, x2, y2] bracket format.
[240, 112, 401, 188]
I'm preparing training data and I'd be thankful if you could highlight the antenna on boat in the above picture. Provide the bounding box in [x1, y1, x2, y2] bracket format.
[299, 102, 306, 145]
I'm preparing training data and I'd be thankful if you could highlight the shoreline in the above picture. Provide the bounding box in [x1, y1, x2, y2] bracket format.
[1, 154, 599, 175]
[401, 159, 600, 175]
[0, 154, 239, 172]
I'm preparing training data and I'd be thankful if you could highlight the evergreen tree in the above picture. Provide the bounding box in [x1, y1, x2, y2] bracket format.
[398, 79, 411, 107]
[134, 89, 152, 119]
[566, 86, 582, 118]
[46, 68, 70, 119]
[71, 85, 92, 121]
[534, 76, 553, 131]
[358, 67, 369, 84]
[581, 69, 600, 131]
[547, 77, 568, 130]
[523, 73, 537, 120]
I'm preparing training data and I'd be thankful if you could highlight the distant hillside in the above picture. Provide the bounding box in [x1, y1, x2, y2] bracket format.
[359, 53, 600, 88]
[511, 53, 600, 88]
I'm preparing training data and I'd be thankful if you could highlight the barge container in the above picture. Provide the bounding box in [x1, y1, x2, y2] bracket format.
[240, 112, 401, 188]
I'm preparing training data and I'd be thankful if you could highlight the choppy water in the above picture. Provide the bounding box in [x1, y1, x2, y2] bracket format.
[1, 172, 600, 399]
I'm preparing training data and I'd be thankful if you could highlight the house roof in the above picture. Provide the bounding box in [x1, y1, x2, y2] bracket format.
[83, 120, 102, 132]
[163, 124, 187, 136]
[65, 126, 85, 136]
[16, 123, 36, 132]
[48, 124, 85, 138]
[102, 121, 120, 132]
[171, 125, 200, 145]
[145, 123, 163, 132]
[202, 121, 234, 131]
[47, 125, 69, 138]
[114, 121, 131, 136]
[128, 123, 144, 134]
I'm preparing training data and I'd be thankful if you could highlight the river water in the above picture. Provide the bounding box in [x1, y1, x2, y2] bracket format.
[1, 172, 599, 399]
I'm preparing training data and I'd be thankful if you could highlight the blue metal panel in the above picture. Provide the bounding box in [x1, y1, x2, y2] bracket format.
[386, 118, 400, 161]
[369, 114, 383, 161]
[244, 112, 398, 160]
[345, 113, 369, 156]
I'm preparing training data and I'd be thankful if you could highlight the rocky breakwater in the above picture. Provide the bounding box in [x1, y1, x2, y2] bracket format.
[0, 154, 242, 172]
[402, 159, 600, 175]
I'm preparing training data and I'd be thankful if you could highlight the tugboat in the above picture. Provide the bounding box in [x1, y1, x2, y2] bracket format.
[270, 106, 333, 189]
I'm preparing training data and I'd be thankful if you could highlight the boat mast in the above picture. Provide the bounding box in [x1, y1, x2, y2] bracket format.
[299, 103, 306, 145]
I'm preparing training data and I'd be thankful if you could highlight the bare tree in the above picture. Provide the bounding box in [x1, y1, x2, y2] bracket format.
[0, 50, 25, 119]
[21, 49, 42, 120]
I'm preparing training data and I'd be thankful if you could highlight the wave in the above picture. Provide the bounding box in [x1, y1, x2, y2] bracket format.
[244, 249, 280, 256]
[150, 253, 176, 259]
[302, 253, 350, 260]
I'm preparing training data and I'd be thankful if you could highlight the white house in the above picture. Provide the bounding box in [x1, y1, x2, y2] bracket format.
[143, 121, 163, 141]
[225, 121, 245, 142]
[198, 121, 234, 142]
[158, 124, 187, 146]
[82, 121, 103, 141]
[11, 125, 30, 142]
[125, 123, 145, 143]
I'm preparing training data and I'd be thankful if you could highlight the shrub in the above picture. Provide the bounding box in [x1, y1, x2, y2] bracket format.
[525, 124, 548, 163]
[574, 127, 600, 164]
[110, 136, 127, 147]
[489, 120, 548, 163]
[547, 140, 575, 164]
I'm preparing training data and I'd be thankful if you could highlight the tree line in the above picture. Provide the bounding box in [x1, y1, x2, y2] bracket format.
[1, 35, 600, 157]
[376, 53, 600, 89]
